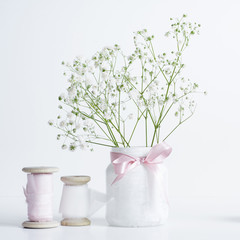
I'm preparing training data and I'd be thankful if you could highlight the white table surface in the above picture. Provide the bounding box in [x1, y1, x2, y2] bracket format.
[1, 196, 240, 240]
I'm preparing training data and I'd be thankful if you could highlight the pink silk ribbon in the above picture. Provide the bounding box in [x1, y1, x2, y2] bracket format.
[110, 142, 172, 184]
[23, 173, 53, 222]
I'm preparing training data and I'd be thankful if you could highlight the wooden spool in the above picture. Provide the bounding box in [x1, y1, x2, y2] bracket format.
[60, 175, 91, 226]
[22, 166, 59, 229]
[61, 175, 91, 185]
[61, 218, 91, 227]
[22, 221, 59, 229]
[22, 166, 59, 174]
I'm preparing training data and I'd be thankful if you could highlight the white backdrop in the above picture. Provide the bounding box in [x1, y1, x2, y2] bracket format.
[1, 0, 240, 202]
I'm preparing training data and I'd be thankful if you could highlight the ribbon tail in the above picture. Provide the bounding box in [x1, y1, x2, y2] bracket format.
[111, 174, 124, 185]
[163, 183, 170, 207]
[23, 186, 28, 203]
[144, 163, 158, 173]
[145, 164, 169, 208]
[88, 189, 107, 217]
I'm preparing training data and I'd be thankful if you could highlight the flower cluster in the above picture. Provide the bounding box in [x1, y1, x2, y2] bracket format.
[49, 15, 205, 151]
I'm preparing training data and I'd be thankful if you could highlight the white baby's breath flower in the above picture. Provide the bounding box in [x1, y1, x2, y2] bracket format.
[76, 55, 84, 61]
[128, 89, 139, 100]
[99, 81, 106, 89]
[128, 113, 134, 120]
[116, 78, 122, 86]
[81, 68, 87, 74]
[59, 93, 66, 99]
[103, 111, 111, 120]
[148, 84, 157, 94]
[77, 135, 85, 144]
[79, 143, 87, 150]
[85, 77, 94, 87]
[84, 119, 91, 127]
[69, 143, 76, 152]
[158, 99, 164, 105]
[67, 112, 73, 119]
[59, 121, 66, 127]
[108, 77, 115, 87]
[102, 72, 108, 80]
[68, 87, 76, 97]
[127, 55, 133, 61]
[91, 86, 98, 95]
[48, 120, 54, 126]
[165, 68, 171, 75]
[154, 79, 160, 86]
[61, 144, 67, 150]
[103, 46, 113, 51]
[94, 61, 99, 68]
[122, 103, 126, 111]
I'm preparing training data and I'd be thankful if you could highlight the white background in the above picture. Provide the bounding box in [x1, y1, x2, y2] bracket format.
[1, 0, 240, 238]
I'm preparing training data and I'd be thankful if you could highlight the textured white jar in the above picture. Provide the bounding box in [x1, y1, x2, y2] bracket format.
[106, 147, 168, 227]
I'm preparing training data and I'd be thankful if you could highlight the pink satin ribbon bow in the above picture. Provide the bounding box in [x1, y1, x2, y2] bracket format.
[110, 142, 172, 184]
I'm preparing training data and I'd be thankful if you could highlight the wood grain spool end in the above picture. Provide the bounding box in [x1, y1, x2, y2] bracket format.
[22, 166, 59, 174]
[61, 218, 91, 226]
[22, 221, 59, 229]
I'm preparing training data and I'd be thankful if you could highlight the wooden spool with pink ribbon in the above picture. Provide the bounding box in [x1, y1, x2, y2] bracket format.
[22, 166, 59, 229]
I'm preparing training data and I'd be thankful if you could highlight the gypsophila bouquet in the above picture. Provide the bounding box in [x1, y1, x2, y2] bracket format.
[49, 15, 205, 151]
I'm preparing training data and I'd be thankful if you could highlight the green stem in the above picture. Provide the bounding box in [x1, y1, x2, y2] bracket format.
[159, 102, 174, 124]
[109, 120, 129, 147]
[86, 140, 115, 148]
[83, 98, 119, 146]
[151, 126, 158, 146]
[157, 126, 160, 143]
[128, 109, 146, 145]
[117, 89, 125, 147]
[148, 40, 169, 84]
[163, 111, 194, 141]
[151, 36, 188, 145]
[140, 59, 144, 92]
[95, 136, 122, 144]
[141, 70, 161, 94]
[94, 120, 112, 142]
[150, 82, 171, 146]
[145, 112, 148, 146]
[81, 91, 120, 146]
[118, 90, 121, 130]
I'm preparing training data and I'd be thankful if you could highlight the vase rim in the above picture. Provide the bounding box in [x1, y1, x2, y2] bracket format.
[111, 146, 152, 149]
[111, 146, 152, 157]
